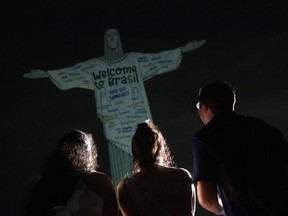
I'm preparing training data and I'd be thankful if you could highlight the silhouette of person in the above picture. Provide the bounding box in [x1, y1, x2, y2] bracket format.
[192, 81, 288, 215]
[24, 129, 118, 216]
[117, 120, 196, 216]
[23, 28, 205, 184]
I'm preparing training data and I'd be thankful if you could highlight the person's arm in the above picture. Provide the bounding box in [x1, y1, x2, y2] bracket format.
[85, 172, 118, 216]
[191, 183, 196, 216]
[180, 168, 196, 215]
[102, 175, 119, 216]
[117, 179, 135, 216]
[197, 181, 225, 215]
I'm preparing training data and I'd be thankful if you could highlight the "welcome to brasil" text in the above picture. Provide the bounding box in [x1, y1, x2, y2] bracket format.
[93, 65, 139, 89]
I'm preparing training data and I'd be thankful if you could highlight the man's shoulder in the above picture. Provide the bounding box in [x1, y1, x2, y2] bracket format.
[241, 114, 283, 134]
[193, 113, 269, 139]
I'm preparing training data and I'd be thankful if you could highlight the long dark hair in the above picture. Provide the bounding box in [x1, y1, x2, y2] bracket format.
[24, 130, 98, 216]
[132, 120, 174, 172]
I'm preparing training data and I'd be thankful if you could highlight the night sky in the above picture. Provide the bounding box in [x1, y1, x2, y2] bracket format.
[2, 1, 288, 215]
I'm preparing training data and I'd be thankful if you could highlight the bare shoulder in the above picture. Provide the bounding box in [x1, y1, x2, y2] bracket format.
[83, 171, 118, 216]
[117, 178, 125, 188]
[178, 167, 192, 178]
[117, 178, 126, 194]
[164, 167, 193, 185]
[85, 171, 114, 193]
[165, 166, 192, 177]
[87, 170, 111, 180]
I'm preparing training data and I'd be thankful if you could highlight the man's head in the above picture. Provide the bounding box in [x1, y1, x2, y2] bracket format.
[197, 81, 236, 124]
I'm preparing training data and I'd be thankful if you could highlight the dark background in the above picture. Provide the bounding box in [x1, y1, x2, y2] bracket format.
[2, 1, 288, 215]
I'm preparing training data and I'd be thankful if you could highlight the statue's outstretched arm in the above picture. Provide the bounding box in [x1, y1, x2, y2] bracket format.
[181, 39, 206, 53]
[23, 69, 49, 79]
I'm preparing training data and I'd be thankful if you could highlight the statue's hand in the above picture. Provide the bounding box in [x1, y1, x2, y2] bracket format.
[23, 69, 48, 79]
[181, 40, 206, 53]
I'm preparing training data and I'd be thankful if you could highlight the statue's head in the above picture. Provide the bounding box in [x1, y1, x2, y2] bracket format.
[104, 28, 123, 54]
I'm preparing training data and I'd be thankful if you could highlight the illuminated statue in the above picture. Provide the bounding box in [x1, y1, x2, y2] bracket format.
[23, 28, 205, 185]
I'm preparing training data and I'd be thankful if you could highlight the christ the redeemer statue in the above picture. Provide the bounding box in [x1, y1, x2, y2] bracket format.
[23, 28, 205, 185]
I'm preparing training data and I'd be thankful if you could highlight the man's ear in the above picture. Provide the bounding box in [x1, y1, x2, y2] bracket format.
[201, 104, 209, 112]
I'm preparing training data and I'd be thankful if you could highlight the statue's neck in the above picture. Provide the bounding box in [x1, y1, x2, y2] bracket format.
[103, 52, 124, 61]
